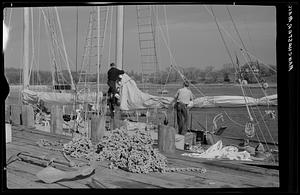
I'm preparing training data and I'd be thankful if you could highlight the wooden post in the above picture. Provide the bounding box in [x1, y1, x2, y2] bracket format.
[11, 105, 22, 125]
[50, 105, 63, 134]
[5, 105, 11, 123]
[90, 114, 106, 143]
[158, 124, 176, 154]
[21, 105, 35, 127]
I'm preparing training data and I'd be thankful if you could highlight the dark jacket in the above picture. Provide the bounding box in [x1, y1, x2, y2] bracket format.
[107, 67, 125, 82]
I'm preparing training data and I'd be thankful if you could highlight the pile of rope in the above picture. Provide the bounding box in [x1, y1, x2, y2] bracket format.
[58, 127, 206, 174]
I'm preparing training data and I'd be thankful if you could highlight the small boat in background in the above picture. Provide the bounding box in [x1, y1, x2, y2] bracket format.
[157, 89, 169, 95]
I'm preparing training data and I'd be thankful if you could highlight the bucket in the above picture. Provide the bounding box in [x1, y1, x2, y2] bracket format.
[6, 123, 12, 143]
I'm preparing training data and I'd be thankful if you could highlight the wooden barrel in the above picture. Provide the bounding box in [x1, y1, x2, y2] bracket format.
[50, 105, 63, 134]
[11, 105, 22, 125]
[158, 124, 176, 154]
[21, 105, 35, 127]
[90, 114, 106, 143]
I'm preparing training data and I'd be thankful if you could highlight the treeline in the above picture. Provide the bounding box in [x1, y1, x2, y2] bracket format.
[5, 62, 276, 85]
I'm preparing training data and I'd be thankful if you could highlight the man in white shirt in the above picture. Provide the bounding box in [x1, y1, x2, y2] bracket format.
[173, 81, 194, 135]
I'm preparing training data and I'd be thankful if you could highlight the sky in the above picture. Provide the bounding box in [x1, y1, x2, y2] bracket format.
[3, 4, 276, 74]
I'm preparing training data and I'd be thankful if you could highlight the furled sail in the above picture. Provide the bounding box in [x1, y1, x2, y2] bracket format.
[120, 74, 173, 110]
[22, 89, 103, 105]
[119, 74, 277, 110]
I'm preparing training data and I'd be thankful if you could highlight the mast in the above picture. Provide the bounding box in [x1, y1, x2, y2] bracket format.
[115, 6, 124, 69]
[23, 7, 30, 89]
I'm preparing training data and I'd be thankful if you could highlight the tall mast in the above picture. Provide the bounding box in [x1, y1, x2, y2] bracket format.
[115, 5, 124, 69]
[23, 7, 30, 89]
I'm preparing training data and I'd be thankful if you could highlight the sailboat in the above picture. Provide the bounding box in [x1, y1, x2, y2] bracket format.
[8, 5, 278, 165]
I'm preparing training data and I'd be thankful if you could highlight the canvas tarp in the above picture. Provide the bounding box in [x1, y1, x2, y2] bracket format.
[119, 74, 277, 110]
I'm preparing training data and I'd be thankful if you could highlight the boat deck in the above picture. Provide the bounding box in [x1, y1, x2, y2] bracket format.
[5, 125, 279, 189]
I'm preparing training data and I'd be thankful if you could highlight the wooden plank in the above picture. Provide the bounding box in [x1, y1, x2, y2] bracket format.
[6, 172, 48, 189]
[6, 153, 90, 189]
[92, 161, 196, 188]
[166, 158, 278, 187]
[88, 177, 121, 189]
[7, 126, 279, 188]
[163, 151, 279, 177]
[6, 144, 82, 172]
[93, 169, 160, 188]
[146, 171, 239, 188]
[6, 165, 65, 189]
[165, 152, 279, 180]
[7, 143, 163, 188]
[7, 143, 157, 189]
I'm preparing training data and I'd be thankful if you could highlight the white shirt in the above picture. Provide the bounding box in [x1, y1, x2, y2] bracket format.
[175, 87, 194, 105]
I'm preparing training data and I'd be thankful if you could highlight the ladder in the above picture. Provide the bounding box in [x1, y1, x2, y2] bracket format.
[77, 7, 108, 94]
[136, 5, 160, 93]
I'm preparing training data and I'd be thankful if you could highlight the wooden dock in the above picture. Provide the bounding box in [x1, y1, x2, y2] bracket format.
[5, 125, 279, 189]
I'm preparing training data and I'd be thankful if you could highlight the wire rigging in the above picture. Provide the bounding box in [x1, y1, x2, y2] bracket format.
[209, 6, 253, 122]
[203, 5, 276, 73]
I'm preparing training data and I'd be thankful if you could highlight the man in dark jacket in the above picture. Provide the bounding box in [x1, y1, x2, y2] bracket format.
[107, 62, 125, 97]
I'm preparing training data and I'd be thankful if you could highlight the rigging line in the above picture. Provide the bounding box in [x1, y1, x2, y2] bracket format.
[45, 8, 70, 86]
[41, 8, 56, 87]
[210, 7, 236, 76]
[246, 92, 277, 163]
[156, 10, 171, 96]
[245, 90, 273, 152]
[170, 64, 206, 97]
[28, 8, 33, 82]
[155, 15, 206, 97]
[46, 8, 64, 86]
[155, 6, 163, 88]
[75, 7, 79, 77]
[29, 8, 36, 84]
[74, 7, 79, 116]
[222, 110, 244, 127]
[98, 6, 109, 91]
[203, 5, 276, 73]
[237, 40, 278, 152]
[155, 9, 207, 97]
[226, 6, 270, 100]
[54, 7, 75, 89]
[97, 6, 101, 110]
[246, 85, 278, 152]
[163, 5, 173, 66]
[242, 16, 256, 56]
[108, 6, 113, 66]
[210, 6, 253, 122]
[77, 10, 91, 86]
[36, 8, 42, 86]
[160, 66, 172, 98]
[226, 6, 252, 63]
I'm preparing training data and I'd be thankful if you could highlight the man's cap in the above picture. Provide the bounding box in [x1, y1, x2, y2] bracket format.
[110, 63, 116, 67]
